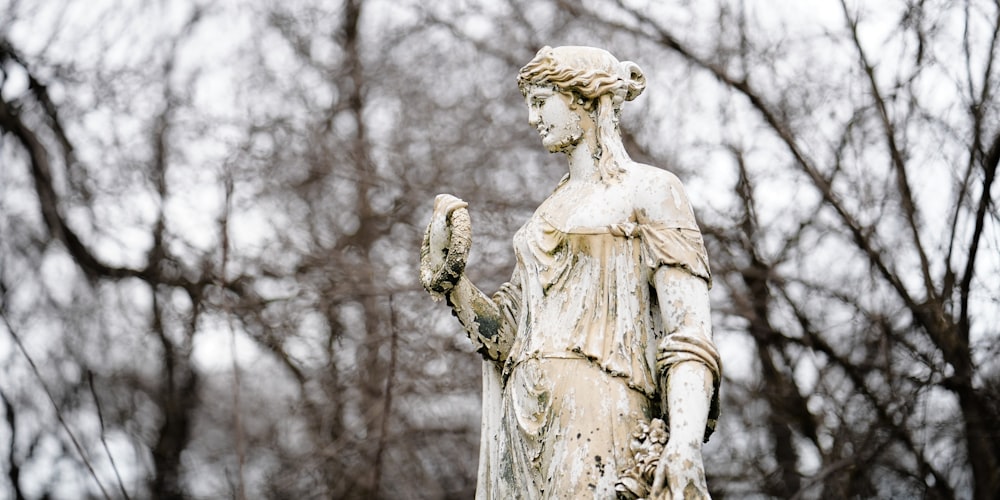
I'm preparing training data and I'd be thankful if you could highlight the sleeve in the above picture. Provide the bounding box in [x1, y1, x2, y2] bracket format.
[639, 224, 712, 287]
[657, 332, 722, 441]
[634, 171, 712, 287]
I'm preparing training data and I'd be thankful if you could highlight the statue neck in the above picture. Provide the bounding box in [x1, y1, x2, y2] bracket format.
[564, 124, 602, 183]
[564, 125, 629, 183]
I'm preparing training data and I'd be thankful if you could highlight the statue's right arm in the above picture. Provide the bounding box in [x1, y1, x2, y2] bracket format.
[445, 274, 518, 363]
[421, 194, 518, 363]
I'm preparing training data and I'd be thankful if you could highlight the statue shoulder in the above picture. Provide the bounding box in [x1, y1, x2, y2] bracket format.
[625, 163, 697, 226]
[626, 162, 684, 188]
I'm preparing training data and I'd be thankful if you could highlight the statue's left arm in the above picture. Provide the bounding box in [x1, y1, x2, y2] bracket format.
[635, 170, 720, 499]
[651, 267, 715, 499]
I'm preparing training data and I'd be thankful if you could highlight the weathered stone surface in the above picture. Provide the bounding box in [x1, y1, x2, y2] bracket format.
[420, 46, 721, 500]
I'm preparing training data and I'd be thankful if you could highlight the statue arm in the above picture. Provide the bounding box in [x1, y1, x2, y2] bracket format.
[636, 173, 719, 498]
[653, 266, 715, 429]
[445, 274, 518, 363]
[650, 266, 714, 499]
[420, 194, 517, 363]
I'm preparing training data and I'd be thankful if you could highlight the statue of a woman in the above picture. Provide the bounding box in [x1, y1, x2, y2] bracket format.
[421, 46, 721, 500]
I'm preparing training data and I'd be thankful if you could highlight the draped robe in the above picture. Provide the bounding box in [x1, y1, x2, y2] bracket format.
[473, 170, 721, 499]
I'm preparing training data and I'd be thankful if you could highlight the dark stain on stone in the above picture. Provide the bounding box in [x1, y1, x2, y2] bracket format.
[476, 313, 500, 340]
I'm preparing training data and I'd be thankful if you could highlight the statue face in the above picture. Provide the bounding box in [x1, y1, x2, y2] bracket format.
[525, 85, 584, 153]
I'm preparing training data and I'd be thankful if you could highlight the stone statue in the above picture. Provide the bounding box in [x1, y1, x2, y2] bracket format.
[420, 46, 721, 500]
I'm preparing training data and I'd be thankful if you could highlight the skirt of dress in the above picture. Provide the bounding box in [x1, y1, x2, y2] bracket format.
[493, 357, 652, 499]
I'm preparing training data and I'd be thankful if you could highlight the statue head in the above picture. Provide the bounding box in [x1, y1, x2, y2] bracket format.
[517, 46, 646, 179]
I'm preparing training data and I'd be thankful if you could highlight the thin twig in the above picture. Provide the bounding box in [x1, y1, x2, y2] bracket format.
[774, 286, 955, 498]
[0, 314, 112, 500]
[220, 171, 247, 500]
[372, 294, 400, 497]
[838, 0, 936, 303]
[88, 372, 132, 500]
[1, 390, 26, 500]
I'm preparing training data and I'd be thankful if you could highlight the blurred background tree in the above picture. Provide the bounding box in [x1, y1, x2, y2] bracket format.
[0, 0, 997, 498]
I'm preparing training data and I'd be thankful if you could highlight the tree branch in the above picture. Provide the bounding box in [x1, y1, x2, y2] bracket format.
[373, 295, 400, 498]
[569, 1, 941, 349]
[959, 130, 1000, 347]
[839, 0, 936, 302]
[1, 390, 26, 500]
[775, 287, 956, 499]
[0, 96, 140, 282]
[0, 314, 112, 499]
[87, 373, 131, 500]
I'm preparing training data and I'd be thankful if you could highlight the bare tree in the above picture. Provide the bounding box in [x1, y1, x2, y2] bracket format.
[548, 1, 1000, 497]
[2, 0, 997, 498]
[0, 0, 546, 497]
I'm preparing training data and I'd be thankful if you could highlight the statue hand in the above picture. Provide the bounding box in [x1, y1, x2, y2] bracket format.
[420, 194, 471, 297]
[428, 194, 469, 270]
[650, 439, 710, 500]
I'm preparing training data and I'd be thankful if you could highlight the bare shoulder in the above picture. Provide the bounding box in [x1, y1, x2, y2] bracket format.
[623, 162, 697, 226]
[625, 162, 684, 189]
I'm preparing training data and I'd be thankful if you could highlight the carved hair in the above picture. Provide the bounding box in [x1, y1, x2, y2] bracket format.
[517, 46, 646, 180]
